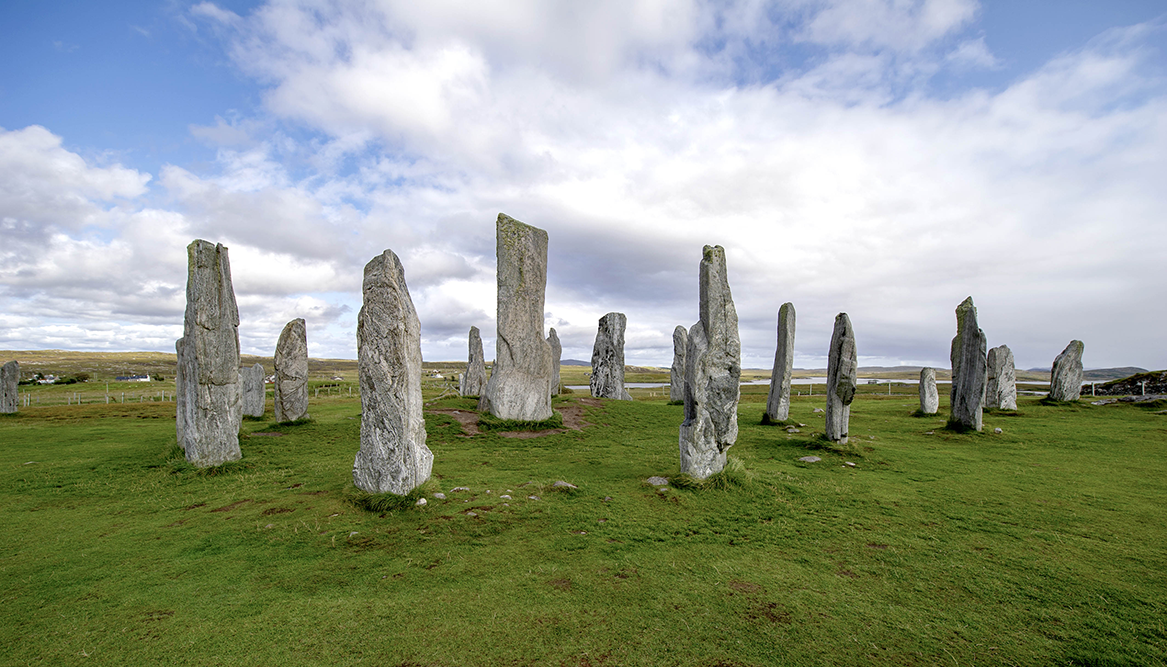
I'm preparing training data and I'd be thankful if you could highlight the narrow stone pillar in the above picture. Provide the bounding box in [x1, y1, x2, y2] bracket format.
[763, 302, 796, 423]
[824, 313, 857, 442]
[949, 297, 987, 431]
[274, 319, 309, 422]
[0, 360, 19, 414]
[670, 326, 687, 402]
[240, 363, 265, 417]
[547, 328, 562, 397]
[1049, 340, 1085, 401]
[986, 345, 1017, 410]
[590, 312, 632, 400]
[918, 367, 938, 414]
[460, 326, 488, 397]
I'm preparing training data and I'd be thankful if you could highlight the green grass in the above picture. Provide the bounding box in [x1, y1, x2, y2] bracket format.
[1, 389, 1164, 666]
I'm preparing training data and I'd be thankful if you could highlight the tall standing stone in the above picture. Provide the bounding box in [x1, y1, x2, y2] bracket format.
[986, 345, 1017, 410]
[460, 326, 488, 397]
[763, 302, 796, 424]
[679, 245, 741, 479]
[240, 363, 265, 418]
[918, 367, 938, 415]
[274, 319, 310, 422]
[547, 327, 562, 397]
[0, 361, 19, 414]
[670, 326, 687, 403]
[1049, 340, 1085, 401]
[175, 337, 195, 448]
[590, 312, 632, 401]
[949, 297, 987, 431]
[181, 240, 242, 466]
[478, 213, 554, 421]
[824, 313, 857, 443]
[353, 250, 433, 495]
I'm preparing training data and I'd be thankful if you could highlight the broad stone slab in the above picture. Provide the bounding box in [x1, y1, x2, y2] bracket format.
[590, 312, 632, 401]
[670, 325, 687, 402]
[1, 360, 19, 414]
[763, 302, 796, 423]
[949, 297, 987, 431]
[1050, 340, 1085, 401]
[825, 313, 857, 443]
[478, 213, 554, 421]
[274, 319, 310, 422]
[986, 345, 1017, 410]
[181, 240, 242, 467]
[918, 367, 939, 415]
[353, 249, 433, 495]
[240, 363, 265, 418]
[548, 327, 562, 397]
[460, 326, 488, 397]
[679, 245, 741, 479]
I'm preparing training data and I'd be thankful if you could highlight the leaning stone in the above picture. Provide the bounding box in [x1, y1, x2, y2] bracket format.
[547, 328, 562, 397]
[478, 214, 554, 421]
[949, 297, 987, 431]
[274, 318, 309, 422]
[763, 302, 796, 423]
[0, 360, 19, 414]
[240, 363, 265, 418]
[590, 312, 632, 401]
[825, 313, 857, 443]
[1049, 340, 1085, 401]
[679, 245, 741, 479]
[175, 337, 195, 448]
[670, 325, 687, 402]
[352, 249, 434, 495]
[918, 367, 938, 415]
[798, 456, 821, 463]
[460, 326, 488, 397]
[986, 345, 1017, 410]
[646, 476, 669, 486]
[181, 240, 242, 467]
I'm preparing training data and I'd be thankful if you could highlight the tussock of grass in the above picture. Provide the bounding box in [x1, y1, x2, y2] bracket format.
[348, 479, 440, 513]
[671, 457, 754, 491]
[1039, 396, 1082, 407]
[273, 416, 313, 427]
[666, 399, 683, 406]
[160, 443, 254, 476]
[910, 409, 939, 418]
[476, 411, 563, 432]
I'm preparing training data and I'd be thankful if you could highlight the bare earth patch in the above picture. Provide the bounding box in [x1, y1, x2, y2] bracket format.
[427, 397, 595, 438]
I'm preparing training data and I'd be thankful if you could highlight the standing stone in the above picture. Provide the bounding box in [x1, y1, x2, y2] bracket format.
[918, 367, 938, 415]
[240, 363, 265, 418]
[274, 319, 309, 422]
[181, 240, 242, 466]
[949, 297, 987, 431]
[0, 361, 19, 414]
[459, 326, 488, 397]
[175, 337, 195, 448]
[679, 245, 741, 479]
[824, 313, 857, 443]
[547, 328, 562, 397]
[763, 302, 796, 424]
[478, 213, 554, 421]
[1049, 340, 1085, 401]
[986, 345, 1017, 410]
[353, 249, 433, 495]
[670, 326, 687, 402]
[590, 312, 632, 401]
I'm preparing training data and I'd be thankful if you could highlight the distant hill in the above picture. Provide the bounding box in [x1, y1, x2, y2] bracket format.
[561, 359, 591, 366]
[1026, 366, 1147, 381]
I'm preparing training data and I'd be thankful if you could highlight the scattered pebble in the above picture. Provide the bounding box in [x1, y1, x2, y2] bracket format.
[552, 480, 577, 489]
[924, 431, 934, 435]
[528, 495, 541, 501]
[993, 428, 1003, 434]
[348, 531, 359, 537]
[797, 423, 807, 427]
[432, 492, 447, 500]
[451, 486, 470, 492]
[506, 489, 513, 493]
[264, 523, 274, 529]
[502, 503, 510, 507]
[465, 512, 477, 518]
[573, 530, 587, 535]
[656, 486, 669, 492]
[646, 476, 669, 486]
[868, 435, 876, 440]
[598, 518, 607, 523]
[603, 496, 613, 502]
[813, 408, 824, 413]
[798, 456, 822, 463]
[22, 461, 37, 466]
[415, 498, 427, 506]
[785, 427, 801, 433]
[485, 490, 492, 494]
[328, 513, 339, 517]
[844, 461, 857, 467]
[499, 494, 512, 500]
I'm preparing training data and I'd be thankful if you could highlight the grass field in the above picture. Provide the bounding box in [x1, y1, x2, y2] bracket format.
[1, 376, 1164, 665]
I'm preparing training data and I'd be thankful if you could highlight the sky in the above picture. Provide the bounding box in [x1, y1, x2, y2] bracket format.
[1, 0, 1165, 372]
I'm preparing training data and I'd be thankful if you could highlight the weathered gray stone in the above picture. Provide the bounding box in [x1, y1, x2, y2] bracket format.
[174, 337, 195, 448]
[460, 326, 488, 397]
[1050, 340, 1085, 401]
[646, 476, 669, 486]
[986, 345, 1017, 410]
[763, 302, 796, 424]
[918, 367, 939, 415]
[824, 313, 857, 443]
[240, 363, 265, 418]
[181, 240, 242, 467]
[670, 325, 687, 402]
[548, 328, 561, 397]
[478, 213, 554, 421]
[353, 249, 433, 495]
[799, 456, 821, 463]
[949, 297, 987, 431]
[590, 312, 632, 401]
[679, 245, 741, 479]
[1, 360, 19, 414]
[274, 318, 309, 422]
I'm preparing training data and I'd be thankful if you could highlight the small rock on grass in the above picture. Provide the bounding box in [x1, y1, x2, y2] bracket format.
[993, 427, 1003, 434]
[799, 456, 821, 463]
[646, 476, 669, 486]
[500, 494, 512, 499]
[528, 495, 541, 501]
[465, 511, 477, 518]
[552, 481, 577, 489]
[432, 492, 447, 500]
[844, 461, 856, 467]
[451, 486, 470, 492]
[416, 498, 427, 506]
[813, 408, 824, 413]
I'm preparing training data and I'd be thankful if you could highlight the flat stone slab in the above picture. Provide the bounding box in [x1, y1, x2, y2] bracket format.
[798, 456, 822, 463]
[646, 476, 669, 486]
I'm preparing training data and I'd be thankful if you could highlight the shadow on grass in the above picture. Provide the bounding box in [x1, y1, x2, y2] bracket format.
[759, 415, 799, 426]
[161, 444, 255, 476]
[477, 411, 564, 432]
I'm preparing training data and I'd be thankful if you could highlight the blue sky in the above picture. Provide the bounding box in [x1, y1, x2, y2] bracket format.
[2, 1, 1165, 370]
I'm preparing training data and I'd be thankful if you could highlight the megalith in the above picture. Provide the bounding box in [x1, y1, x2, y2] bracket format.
[240, 363, 265, 418]
[763, 302, 796, 424]
[175, 337, 195, 448]
[459, 326, 488, 397]
[670, 326, 687, 403]
[986, 345, 1017, 410]
[949, 297, 987, 431]
[825, 313, 857, 443]
[918, 367, 938, 415]
[181, 240, 242, 466]
[478, 213, 554, 421]
[679, 245, 741, 479]
[1049, 340, 1085, 401]
[1, 360, 19, 414]
[547, 328, 562, 397]
[590, 312, 632, 401]
[353, 249, 433, 495]
[274, 318, 309, 422]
